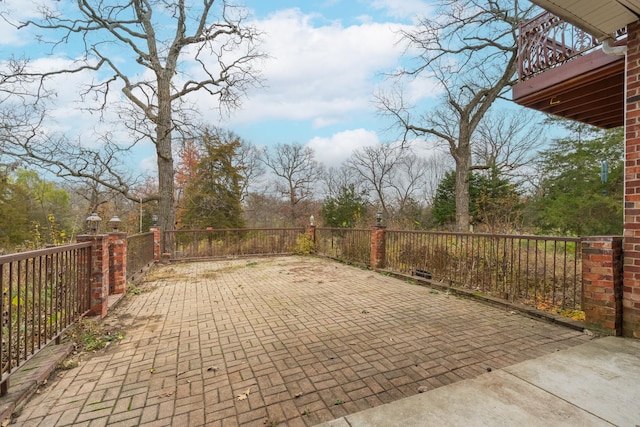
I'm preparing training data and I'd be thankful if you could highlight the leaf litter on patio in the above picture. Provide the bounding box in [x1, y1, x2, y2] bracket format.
[236, 386, 253, 401]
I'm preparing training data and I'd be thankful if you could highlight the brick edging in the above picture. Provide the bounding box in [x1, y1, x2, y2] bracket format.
[0, 343, 74, 424]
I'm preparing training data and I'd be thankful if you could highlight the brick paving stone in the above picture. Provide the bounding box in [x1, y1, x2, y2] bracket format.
[10, 256, 593, 427]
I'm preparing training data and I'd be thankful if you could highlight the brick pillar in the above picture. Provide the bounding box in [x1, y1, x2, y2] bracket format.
[150, 226, 161, 261]
[370, 226, 386, 269]
[625, 21, 640, 338]
[582, 237, 623, 336]
[108, 232, 127, 295]
[77, 234, 109, 318]
[306, 225, 316, 243]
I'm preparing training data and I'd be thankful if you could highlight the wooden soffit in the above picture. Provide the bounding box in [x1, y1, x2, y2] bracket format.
[512, 48, 624, 129]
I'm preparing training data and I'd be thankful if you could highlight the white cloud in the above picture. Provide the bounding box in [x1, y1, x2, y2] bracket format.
[211, 8, 413, 128]
[307, 128, 379, 166]
[0, 0, 41, 46]
[2, 3, 442, 174]
[405, 74, 444, 104]
[139, 155, 158, 174]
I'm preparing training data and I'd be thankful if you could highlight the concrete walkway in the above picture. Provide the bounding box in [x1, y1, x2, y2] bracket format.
[319, 336, 640, 426]
[8, 256, 593, 426]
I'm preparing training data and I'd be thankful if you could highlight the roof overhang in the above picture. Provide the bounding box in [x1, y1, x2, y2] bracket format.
[513, 48, 624, 129]
[531, 0, 640, 39]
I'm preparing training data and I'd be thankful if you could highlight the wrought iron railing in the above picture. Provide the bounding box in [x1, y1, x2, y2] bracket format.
[126, 232, 155, 281]
[518, 11, 599, 80]
[164, 228, 305, 260]
[315, 228, 371, 266]
[0, 243, 93, 394]
[385, 230, 582, 313]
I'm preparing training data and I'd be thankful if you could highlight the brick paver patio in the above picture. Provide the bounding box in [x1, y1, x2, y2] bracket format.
[12, 256, 591, 426]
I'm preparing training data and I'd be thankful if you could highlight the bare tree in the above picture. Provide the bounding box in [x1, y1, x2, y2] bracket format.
[423, 152, 453, 207]
[234, 138, 265, 203]
[377, 0, 535, 232]
[388, 152, 430, 218]
[321, 165, 368, 200]
[473, 109, 540, 184]
[345, 143, 401, 219]
[262, 143, 323, 225]
[0, 0, 264, 231]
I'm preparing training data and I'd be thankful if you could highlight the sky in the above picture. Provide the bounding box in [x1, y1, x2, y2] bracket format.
[220, 0, 440, 166]
[0, 0, 537, 175]
[0, 0, 445, 172]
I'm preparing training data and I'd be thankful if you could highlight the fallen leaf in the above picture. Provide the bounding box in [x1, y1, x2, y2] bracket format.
[417, 386, 429, 393]
[176, 371, 186, 377]
[294, 392, 303, 398]
[237, 386, 252, 401]
[150, 368, 156, 373]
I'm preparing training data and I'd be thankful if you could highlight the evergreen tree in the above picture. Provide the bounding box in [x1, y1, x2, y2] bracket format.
[532, 126, 623, 236]
[474, 167, 522, 233]
[181, 129, 245, 229]
[432, 170, 520, 230]
[321, 184, 368, 228]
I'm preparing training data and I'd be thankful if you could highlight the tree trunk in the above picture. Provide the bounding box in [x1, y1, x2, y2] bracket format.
[454, 135, 472, 232]
[289, 185, 297, 225]
[156, 76, 176, 238]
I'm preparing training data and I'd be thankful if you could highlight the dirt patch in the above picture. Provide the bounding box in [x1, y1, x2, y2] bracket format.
[57, 319, 126, 369]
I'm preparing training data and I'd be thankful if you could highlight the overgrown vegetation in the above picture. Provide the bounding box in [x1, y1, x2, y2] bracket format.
[293, 234, 315, 255]
[65, 319, 124, 353]
[0, 168, 74, 252]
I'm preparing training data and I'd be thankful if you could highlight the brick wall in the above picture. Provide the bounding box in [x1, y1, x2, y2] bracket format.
[109, 232, 127, 294]
[151, 227, 161, 261]
[77, 235, 109, 317]
[370, 226, 386, 269]
[78, 232, 130, 317]
[306, 225, 316, 244]
[625, 21, 640, 338]
[582, 237, 623, 335]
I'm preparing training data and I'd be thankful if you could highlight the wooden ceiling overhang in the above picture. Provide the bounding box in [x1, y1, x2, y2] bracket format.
[512, 48, 624, 129]
[512, 0, 638, 128]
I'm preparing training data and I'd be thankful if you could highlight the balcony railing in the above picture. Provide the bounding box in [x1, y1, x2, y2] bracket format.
[164, 228, 305, 260]
[385, 231, 582, 314]
[315, 227, 371, 266]
[518, 11, 599, 81]
[0, 243, 93, 394]
[126, 232, 155, 281]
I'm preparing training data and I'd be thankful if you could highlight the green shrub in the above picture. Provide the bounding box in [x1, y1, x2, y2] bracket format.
[293, 234, 315, 255]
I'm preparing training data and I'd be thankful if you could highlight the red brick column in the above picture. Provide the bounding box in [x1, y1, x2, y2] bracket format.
[306, 225, 316, 243]
[108, 232, 127, 295]
[77, 234, 109, 318]
[581, 237, 623, 336]
[625, 21, 640, 338]
[370, 226, 386, 269]
[150, 227, 161, 261]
